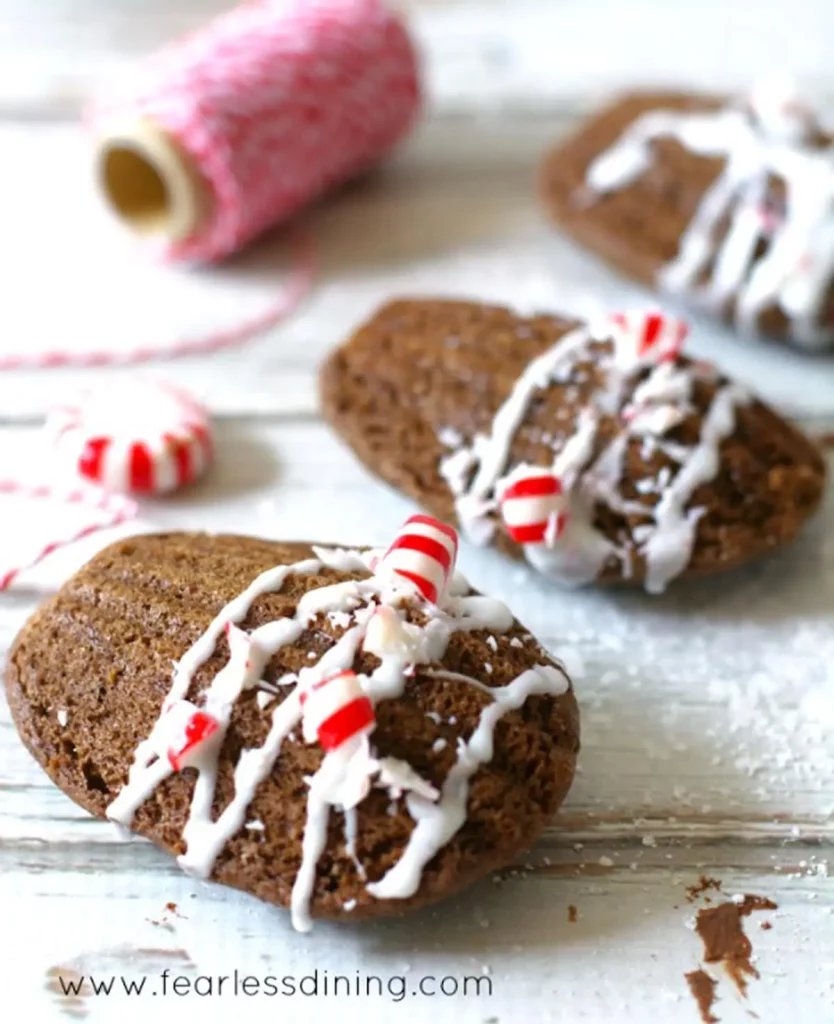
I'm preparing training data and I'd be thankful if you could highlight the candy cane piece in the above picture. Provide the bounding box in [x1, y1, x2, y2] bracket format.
[300, 670, 376, 753]
[609, 312, 689, 367]
[499, 472, 569, 546]
[363, 605, 412, 660]
[159, 700, 221, 771]
[623, 403, 686, 437]
[375, 515, 458, 604]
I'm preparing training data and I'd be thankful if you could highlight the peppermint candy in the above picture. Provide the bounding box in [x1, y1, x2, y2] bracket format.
[47, 380, 213, 495]
[623, 403, 686, 437]
[159, 700, 221, 772]
[499, 471, 569, 546]
[363, 605, 413, 660]
[300, 670, 376, 753]
[608, 312, 689, 367]
[375, 514, 458, 604]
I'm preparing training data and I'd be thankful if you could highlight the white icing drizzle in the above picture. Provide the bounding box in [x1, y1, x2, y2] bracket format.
[585, 89, 834, 350]
[438, 316, 752, 592]
[106, 546, 568, 932]
[642, 382, 749, 593]
[367, 665, 568, 900]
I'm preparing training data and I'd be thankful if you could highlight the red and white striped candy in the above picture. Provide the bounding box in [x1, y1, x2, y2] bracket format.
[46, 379, 213, 495]
[376, 515, 458, 605]
[609, 312, 689, 367]
[159, 700, 221, 771]
[499, 472, 569, 546]
[300, 670, 376, 753]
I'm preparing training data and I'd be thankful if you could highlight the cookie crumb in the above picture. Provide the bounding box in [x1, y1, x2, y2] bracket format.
[685, 969, 718, 1024]
[694, 893, 777, 998]
[568, 904, 578, 923]
[686, 875, 723, 903]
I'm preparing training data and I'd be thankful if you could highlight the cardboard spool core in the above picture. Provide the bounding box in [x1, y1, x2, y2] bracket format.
[97, 121, 207, 243]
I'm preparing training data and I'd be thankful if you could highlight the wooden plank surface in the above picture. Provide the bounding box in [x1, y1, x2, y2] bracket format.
[1, 1, 832, 1021]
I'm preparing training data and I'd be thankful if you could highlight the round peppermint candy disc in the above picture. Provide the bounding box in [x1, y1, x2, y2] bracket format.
[47, 380, 213, 495]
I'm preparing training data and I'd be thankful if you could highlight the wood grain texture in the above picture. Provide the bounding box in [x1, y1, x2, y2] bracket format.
[1, 1, 833, 1020]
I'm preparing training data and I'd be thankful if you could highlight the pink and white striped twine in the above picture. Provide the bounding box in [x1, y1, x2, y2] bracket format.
[2, 0, 420, 370]
[1, 0, 421, 585]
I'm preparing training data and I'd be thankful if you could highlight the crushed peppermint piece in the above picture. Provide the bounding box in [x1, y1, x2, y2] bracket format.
[425, 711, 442, 724]
[246, 819, 265, 831]
[438, 426, 463, 448]
[343, 899, 357, 912]
[432, 738, 448, 754]
[57, 709, 69, 727]
[484, 663, 493, 674]
[598, 856, 614, 867]
[509, 637, 524, 648]
[486, 635, 498, 652]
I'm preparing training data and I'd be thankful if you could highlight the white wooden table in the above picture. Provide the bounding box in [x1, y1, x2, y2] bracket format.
[1, 3, 832, 1022]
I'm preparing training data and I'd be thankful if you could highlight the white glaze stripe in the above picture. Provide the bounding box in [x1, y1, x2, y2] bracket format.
[367, 665, 569, 900]
[585, 97, 834, 350]
[437, 307, 751, 592]
[106, 545, 564, 933]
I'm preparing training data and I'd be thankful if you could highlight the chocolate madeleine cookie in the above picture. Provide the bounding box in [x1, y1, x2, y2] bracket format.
[540, 84, 834, 350]
[320, 299, 826, 593]
[5, 529, 579, 931]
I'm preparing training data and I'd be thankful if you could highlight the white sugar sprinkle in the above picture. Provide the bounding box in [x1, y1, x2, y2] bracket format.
[484, 663, 493, 674]
[438, 426, 463, 448]
[328, 610, 352, 630]
[432, 738, 448, 754]
[343, 899, 357, 912]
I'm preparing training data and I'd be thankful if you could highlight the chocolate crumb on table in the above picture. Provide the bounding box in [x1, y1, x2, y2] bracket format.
[685, 969, 719, 1024]
[695, 894, 777, 997]
[686, 875, 723, 903]
[568, 904, 578, 923]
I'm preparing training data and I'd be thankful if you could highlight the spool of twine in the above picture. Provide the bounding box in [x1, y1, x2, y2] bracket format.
[92, 0, 422, 264]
